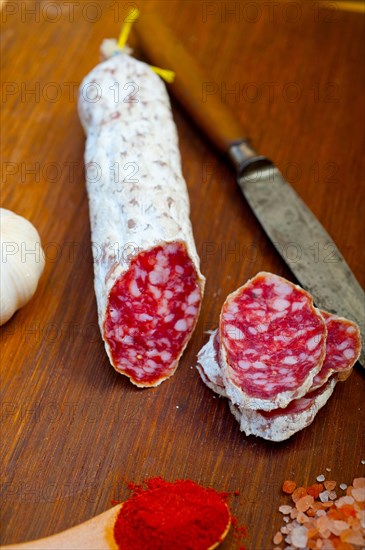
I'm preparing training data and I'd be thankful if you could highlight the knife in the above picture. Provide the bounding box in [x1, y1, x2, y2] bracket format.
[134, 14, 365, 367]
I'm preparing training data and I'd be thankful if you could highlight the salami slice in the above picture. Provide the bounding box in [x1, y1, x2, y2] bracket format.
[310, 311, 361, 390]
[229, 377, 337, 442]
[220, 272, 327, 410]
[196, 330, 226, 397]
[78, 51, 205, 387]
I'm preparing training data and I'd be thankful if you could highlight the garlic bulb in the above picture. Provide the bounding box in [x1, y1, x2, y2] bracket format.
[0, 208, 45, 326]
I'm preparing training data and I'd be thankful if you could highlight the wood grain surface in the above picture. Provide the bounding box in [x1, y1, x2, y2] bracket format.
[1, 1, 364, 548]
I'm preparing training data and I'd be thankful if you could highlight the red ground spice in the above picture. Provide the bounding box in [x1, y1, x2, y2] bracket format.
[113, 477, 231, 550]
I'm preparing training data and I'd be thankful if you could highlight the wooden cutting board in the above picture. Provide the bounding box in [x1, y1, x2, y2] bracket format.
[1, 1, 364, 547]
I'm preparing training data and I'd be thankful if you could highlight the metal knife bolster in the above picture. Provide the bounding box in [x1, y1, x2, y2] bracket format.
[228, 140, 273, 177]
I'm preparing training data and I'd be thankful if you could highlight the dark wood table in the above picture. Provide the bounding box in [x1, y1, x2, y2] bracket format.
[1, 1, 364, 548]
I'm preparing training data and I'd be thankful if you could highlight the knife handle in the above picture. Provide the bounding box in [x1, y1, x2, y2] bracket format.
[134, 13, 271, 173]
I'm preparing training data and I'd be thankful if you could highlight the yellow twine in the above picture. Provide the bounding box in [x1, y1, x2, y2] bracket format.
[117, 8, 175, 84]
[150, 66, 175, 83]
[118, 7, 140, 49]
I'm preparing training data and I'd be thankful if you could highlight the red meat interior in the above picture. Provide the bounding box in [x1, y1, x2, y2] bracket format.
[104, 242, 202, 385]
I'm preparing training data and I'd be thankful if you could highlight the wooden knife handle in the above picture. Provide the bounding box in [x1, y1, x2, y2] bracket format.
[134, 13, 248, 154]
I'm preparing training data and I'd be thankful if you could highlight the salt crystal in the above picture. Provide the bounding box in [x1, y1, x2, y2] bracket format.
[281, 526, 289, 534]
[341, 530, 365, 545]
[284, 516, 289, 523]
[316, 510, 326, 517]
[273, 531, 283, 545]
[328, 490, 337, 500]
[279, 505, 293, 515]
[290, 508, 298, 519]
[322, 540, 334, 550]
[316, 474, 325, 482]
[317, 515, 329, 533]
[319, 490, 330, 502]
[296, 494, 314, 512]
[326, 467, 331, 472]
[336, 495, 354, 507]
[332, 520, 349, 533]
[353, 477, 365, 489]
[297, 511, 307, 524]
[339, 483, 347, 490]
[361, 459, 365, 465]
[351, 487, 365, 502]
[291, 525, 308, 548]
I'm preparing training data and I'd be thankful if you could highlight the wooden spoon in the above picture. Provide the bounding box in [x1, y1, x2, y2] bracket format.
[0, 503, 231, 550]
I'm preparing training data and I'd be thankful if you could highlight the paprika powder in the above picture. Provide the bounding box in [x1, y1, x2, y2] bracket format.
[113, 477, 231, 549]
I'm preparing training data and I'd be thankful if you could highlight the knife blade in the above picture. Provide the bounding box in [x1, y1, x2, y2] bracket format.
[134, 14, 364, 366]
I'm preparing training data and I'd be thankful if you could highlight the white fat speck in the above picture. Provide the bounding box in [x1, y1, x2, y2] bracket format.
[283, 356, 297, 365]
[227, 303, 239, 314]
[241, 348, 258, 355]
[238, 360, 251, 369]
[149, 270, 162, 285]
[146, 349, 159, 358]
[253, 361, 267, 369]
[146, 359, 157, 368]
[248, 326, 258, 335]
[337, 339, 351, 351]
[139, 313, 153, 322]
[129, 280, 141, 297]
[223, 313, 235, 321]
[292, 301, 305, 311]
[185, 305, 198, 315]
[157, 299, 168, 315]
[278, 368, 290, 374]
[164, 313, 175, 323]
[174, 319, 187, 331]
[175, 265, 184, 274]
[346, 326, 356, 334]
[164, 289, 173, 299]
[271, 311, 286, 321]
[121, 335, 134, 345]
[149, 285, 162, 299]
[307, 335, 320, 350]
[225, 324, 245, 340]
[257, 323, 268, 333]
[274, 282, 293, 296]
[109, 308, 120, 322]
[161, 351, 172, 362]
[166, 243, 179, 254]
[299, 352, 308, 360]
[343, 348, 355, 359]
[187, 290, 200, 304]
[156, 251, 168, 266]
[272, 298, 290, 311]
[255, 310, 266, 317]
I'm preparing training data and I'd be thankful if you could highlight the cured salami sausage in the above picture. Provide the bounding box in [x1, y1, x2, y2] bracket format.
[220, 272, 327, 410]
[196, 272, 361, 440]
[311, 311, 361, 390]
[229, 377, 337, 442]
[78, 52, 205, 387]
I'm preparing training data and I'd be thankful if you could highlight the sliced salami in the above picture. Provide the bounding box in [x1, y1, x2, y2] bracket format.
[229, 377, 337, 442]
[78, 51, 205, 387]
[196, 330, 226, 397]
[196, 272, 361, 440]
[220, 272, 327, 410]
[310, 311, 361, 390]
